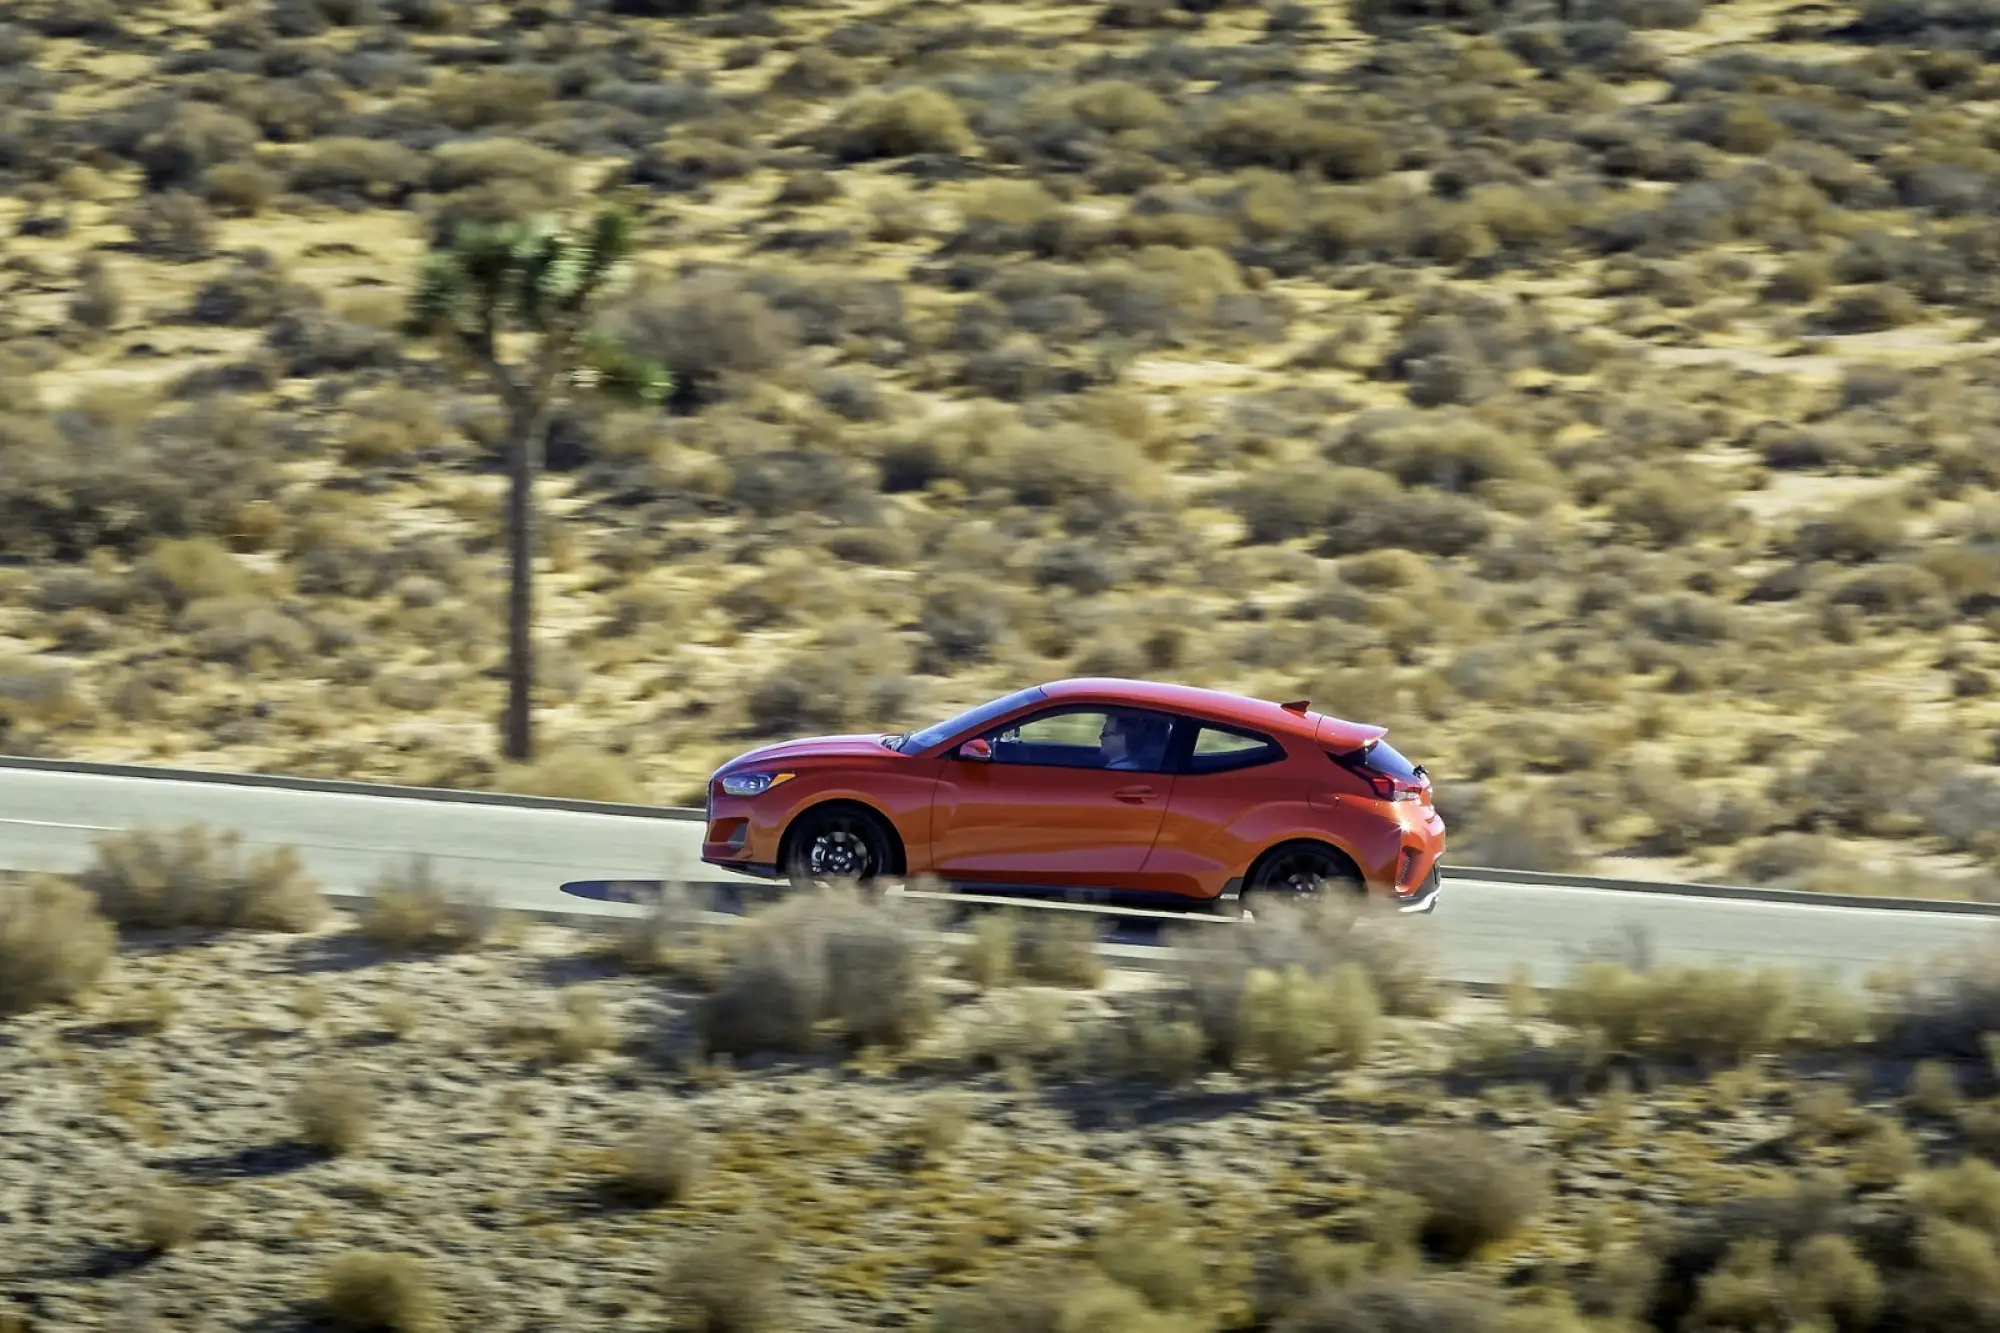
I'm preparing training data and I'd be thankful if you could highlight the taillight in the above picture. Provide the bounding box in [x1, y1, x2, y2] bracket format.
[1368, 774, 1423, 802]
[1332, 748, 1426, 802]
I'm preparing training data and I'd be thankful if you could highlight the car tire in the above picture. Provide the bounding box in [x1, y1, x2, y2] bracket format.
[1241, 840, 1366, 911]
[780, 803, 898, 892]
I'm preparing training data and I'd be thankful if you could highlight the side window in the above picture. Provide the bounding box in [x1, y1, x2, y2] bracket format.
[1010, 712, 1104, 747]
[987, 707, 1178, 773]
[1185, 723, 1285, 775]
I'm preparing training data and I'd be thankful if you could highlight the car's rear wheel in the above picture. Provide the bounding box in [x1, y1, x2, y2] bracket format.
[1242, 840, 1365, 910]
[780, 803, 899, 892]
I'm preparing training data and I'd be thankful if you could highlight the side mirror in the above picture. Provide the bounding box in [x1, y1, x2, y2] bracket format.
[959, 738, 993, 762]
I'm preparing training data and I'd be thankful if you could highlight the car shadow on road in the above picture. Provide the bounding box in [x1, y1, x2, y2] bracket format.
[164, 1141, 322, 1185]
[66, 1242, 166, 1282]
[1037, 1079, 1268, 1132]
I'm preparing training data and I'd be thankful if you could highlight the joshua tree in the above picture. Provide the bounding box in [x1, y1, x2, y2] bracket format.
[402, 203, 671, 763]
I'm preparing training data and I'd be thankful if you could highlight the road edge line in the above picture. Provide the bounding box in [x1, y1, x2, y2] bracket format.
[0, 753, 704, 822]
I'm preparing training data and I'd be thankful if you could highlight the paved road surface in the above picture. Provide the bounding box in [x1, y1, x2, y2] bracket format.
[3, 767, 1993, 988]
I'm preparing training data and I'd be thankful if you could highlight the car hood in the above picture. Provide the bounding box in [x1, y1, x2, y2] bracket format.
[718, 734, 900, 771]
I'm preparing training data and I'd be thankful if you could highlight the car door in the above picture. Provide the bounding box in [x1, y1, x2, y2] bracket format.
[1139, 719, 1293, 895]
[929, 704, 1180, 889]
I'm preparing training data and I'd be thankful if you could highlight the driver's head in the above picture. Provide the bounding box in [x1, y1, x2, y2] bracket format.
[1101, 711, 1160, 762]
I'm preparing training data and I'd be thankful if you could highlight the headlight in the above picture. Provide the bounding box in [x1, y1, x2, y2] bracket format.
[719, 770, 794, 797]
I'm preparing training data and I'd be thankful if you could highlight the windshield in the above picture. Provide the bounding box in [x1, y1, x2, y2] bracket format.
[895, 685, 1048, 753]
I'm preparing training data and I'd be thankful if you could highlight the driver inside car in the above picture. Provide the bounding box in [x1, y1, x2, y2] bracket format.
[1100, 711, 1169, 771]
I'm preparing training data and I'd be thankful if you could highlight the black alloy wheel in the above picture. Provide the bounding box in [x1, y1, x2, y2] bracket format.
[782, 805, 896, 890]
[1244, 841, 1365, 906]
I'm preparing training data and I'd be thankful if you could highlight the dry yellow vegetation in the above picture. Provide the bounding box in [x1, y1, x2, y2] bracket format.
[9, 832, 2000, 1330]
[0, 0, 1996, 899]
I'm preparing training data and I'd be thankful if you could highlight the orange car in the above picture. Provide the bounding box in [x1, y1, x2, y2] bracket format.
[701, 678, 1446, 914]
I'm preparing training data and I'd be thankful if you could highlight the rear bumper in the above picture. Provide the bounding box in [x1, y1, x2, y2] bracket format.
[1395, 862, 1444, 914]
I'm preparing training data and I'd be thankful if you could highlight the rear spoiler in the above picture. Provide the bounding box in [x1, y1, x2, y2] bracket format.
[1315, 713, 1387, 753]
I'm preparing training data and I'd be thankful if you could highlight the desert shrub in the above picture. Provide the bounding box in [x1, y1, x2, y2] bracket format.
[1447, 786, 1587, 871]
[955, 419, 1143, 513]
[316, 1251, 440, 1332]
[1381, 1129, 1551, 1261]
[1824, 563, 1951, 627]
[290, 138, 429, 205]
[202, 160, 281, 215]
[826, 87, 975, 160]
[597, 883, 729, 986]
[1009, 912, 1107, 988]
[1607, 465, 1733, 546]
[745, 627, 911, 736]
[917, 577, 1009, 670]
[625, 136, 757, 191]
[1812, 284, 1923, 334]
[1549, 959, 1871, 1061]
[698, 887, 942, 1056]
[1227, 963, 1383, 1080]
[187, 249, 311, 327]
[357, 858, 498, 952]
[661, 1227, 787, 1333]
[124, 192, 215, 261]
[1202, 96, 1393, 179]
[66, 255, 121, 335]
[1790, 501, 1907, 564]
[610, 269, 800, 411]
[727, 449, 875, 521]
[1158, 897, 1431, 1075]
[771, 49, 859, 98]
[493, 746, 648, 805]
[421, 140, 575, 241]
[136, 535, 256, 609]
[427, 67, 556, 131]
[78, 825, 327, 933]
[1275, 1275, 1512, 1333]
[1232, 464, 1387, 544]
[1330, 408, 1559, 494]
[0, 652, 78, 727]
[1765, 253, 1835, 302]
[291, 1065, 378, 1155]
[0, 875, 117, 1016]
[264, 299, 400, 376]
[338, 386, 442, 468]
[130, 1178, 205, 1253]
[185, 596, 316, 667]
[132, 102, 260, 192]
[606, 1108, 709, 1206]
[1875, 938, 2000, 1060]
[0, 397, 200, 557]
[932, 1261, 1186, 1333]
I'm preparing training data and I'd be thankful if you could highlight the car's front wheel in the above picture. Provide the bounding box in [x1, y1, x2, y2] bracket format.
[780, 803, 898, 891]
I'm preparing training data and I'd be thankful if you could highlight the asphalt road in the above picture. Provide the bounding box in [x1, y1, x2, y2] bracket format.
[3, 766, 1994, 988]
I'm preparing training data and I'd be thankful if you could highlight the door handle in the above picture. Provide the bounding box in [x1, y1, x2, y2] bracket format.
[1113, 786, 1156, 802]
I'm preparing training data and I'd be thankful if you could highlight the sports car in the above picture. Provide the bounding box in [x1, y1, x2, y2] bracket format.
[700, 677, 1446, 914]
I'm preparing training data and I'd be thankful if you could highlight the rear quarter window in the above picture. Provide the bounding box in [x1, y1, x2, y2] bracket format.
[1185, 723, 1285, 774]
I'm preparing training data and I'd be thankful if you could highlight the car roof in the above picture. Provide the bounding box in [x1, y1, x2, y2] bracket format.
[1037, 677, 1387, 750]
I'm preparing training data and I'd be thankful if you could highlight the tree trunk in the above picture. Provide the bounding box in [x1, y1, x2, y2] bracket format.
[503, 401, 538, 763]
